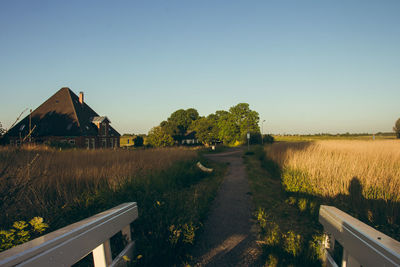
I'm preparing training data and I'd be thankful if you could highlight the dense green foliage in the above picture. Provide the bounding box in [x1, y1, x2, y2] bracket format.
[153, 103, 261, 147]
[160, 108, 199, 142]
[394, 118, 400, 138]
[190, 117, 218, 145]
[146, 126, 175, 147]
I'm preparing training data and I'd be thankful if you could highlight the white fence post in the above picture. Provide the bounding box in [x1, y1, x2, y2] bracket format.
[0, 202, 138, 267]
[122, 225, 132, 242]
[319, 205, 400, 267]
[93, 240, 113, 267]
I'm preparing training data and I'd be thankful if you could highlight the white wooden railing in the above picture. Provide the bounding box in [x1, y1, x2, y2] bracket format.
[319, 205, 400, 267]
[0, 202, 138, 267]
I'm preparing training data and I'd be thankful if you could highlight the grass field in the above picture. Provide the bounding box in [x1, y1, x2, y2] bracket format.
[273, 134, 396, 142]
[0, 146, 225, 266]
[245, 140, 400, 265]
[245, 148, 323, 266]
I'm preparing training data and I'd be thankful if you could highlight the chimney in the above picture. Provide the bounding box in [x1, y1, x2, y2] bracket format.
[79, 92, 84, 104]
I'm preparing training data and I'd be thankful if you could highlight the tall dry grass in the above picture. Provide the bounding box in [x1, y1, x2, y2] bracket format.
[265, 140, 400, 201]
[264, 140, 400, 240]
[0, 146, 196, 227]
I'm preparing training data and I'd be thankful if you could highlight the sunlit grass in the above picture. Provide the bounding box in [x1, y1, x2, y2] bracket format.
[265, 140, 400, 201]
[273, 134, 396, 142]
[263, 140, 400, 241]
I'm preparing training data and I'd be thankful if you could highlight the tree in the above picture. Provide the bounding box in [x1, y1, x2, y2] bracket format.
[161, 108, 199, 142]
[394, 118, 400, 138]
[190, 117, 218, 145]
[147, 126, 174, 147]
[218, 113, 241, 145]
[229, 103, 260, 140]
[0, 122, 4, 137]
[0, 122, 5, 145]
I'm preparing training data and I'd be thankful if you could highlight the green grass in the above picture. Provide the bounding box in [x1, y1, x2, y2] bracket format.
[244, 146, 323, 266]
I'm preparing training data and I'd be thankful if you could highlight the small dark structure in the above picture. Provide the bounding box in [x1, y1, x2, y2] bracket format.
[6, 87, 120, 148]
[181, 131, 199, 145]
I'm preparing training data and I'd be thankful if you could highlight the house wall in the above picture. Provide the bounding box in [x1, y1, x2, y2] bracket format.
[119, 136, 135, 147]
[8, 136, 120, 149]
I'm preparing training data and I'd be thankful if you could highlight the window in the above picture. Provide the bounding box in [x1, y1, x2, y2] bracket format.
[67, 123, 73, 130]
[19, 124, 25, 131]
[85, 138, 90, 149]
[69, 139, 75, 145]
[102, 138, 106, 148]
[110, 138, 114, 148]
[127, 139, 130, 144]
[102, 123, 107, 136]
[16, 140, 21, 146]
[10, 140, 14, 145]
[91, 138, 95, 149]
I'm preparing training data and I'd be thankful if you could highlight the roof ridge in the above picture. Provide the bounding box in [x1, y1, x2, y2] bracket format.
[66, 88, 81, 128]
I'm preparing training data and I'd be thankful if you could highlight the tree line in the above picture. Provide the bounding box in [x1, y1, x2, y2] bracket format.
[146, 103, 264, 147]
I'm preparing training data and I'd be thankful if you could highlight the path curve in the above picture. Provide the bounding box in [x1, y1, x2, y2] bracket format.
[191, 148, 260, 266]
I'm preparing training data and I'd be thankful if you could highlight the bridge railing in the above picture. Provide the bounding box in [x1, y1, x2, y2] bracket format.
[0, 202, 138, 267]
[319, 205, 400, 267]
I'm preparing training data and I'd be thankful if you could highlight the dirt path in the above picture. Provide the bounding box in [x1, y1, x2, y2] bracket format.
[191, 148, 261, 266]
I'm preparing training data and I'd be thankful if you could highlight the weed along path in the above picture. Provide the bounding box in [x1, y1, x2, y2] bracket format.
[191, 148, 261, 266]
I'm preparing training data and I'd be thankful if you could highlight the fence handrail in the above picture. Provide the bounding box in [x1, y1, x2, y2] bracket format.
[319, 205, 400, 267]
[0, 202, 138, 267]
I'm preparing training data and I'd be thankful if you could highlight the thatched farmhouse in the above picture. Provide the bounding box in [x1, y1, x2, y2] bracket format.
[6, 87, 120, 148]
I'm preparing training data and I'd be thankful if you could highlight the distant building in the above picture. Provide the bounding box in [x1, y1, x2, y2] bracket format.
[120, 135, 135, 148]
[6, 87, 120, 148]
[181, 131, 199, 145]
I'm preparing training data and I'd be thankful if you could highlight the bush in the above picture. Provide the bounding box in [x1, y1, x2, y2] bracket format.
[0, 217, 49, 252]
[394, 118, 400, 139]
[263, 134, 275, 144]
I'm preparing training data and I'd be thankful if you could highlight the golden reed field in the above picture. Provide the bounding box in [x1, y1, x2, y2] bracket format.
[0, 146, 196, 226]
[264, 140, 400, 240]
[265, 140, 400, 201]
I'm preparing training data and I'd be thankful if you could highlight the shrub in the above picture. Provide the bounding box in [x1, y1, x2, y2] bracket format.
[0, 217, 49, 252]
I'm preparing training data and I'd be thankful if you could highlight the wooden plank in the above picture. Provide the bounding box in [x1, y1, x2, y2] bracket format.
[0, 202, 138, 267]
[319, 205, 400, 267]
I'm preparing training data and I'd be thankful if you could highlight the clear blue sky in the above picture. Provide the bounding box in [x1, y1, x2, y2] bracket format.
[1, 1, 399, 134]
